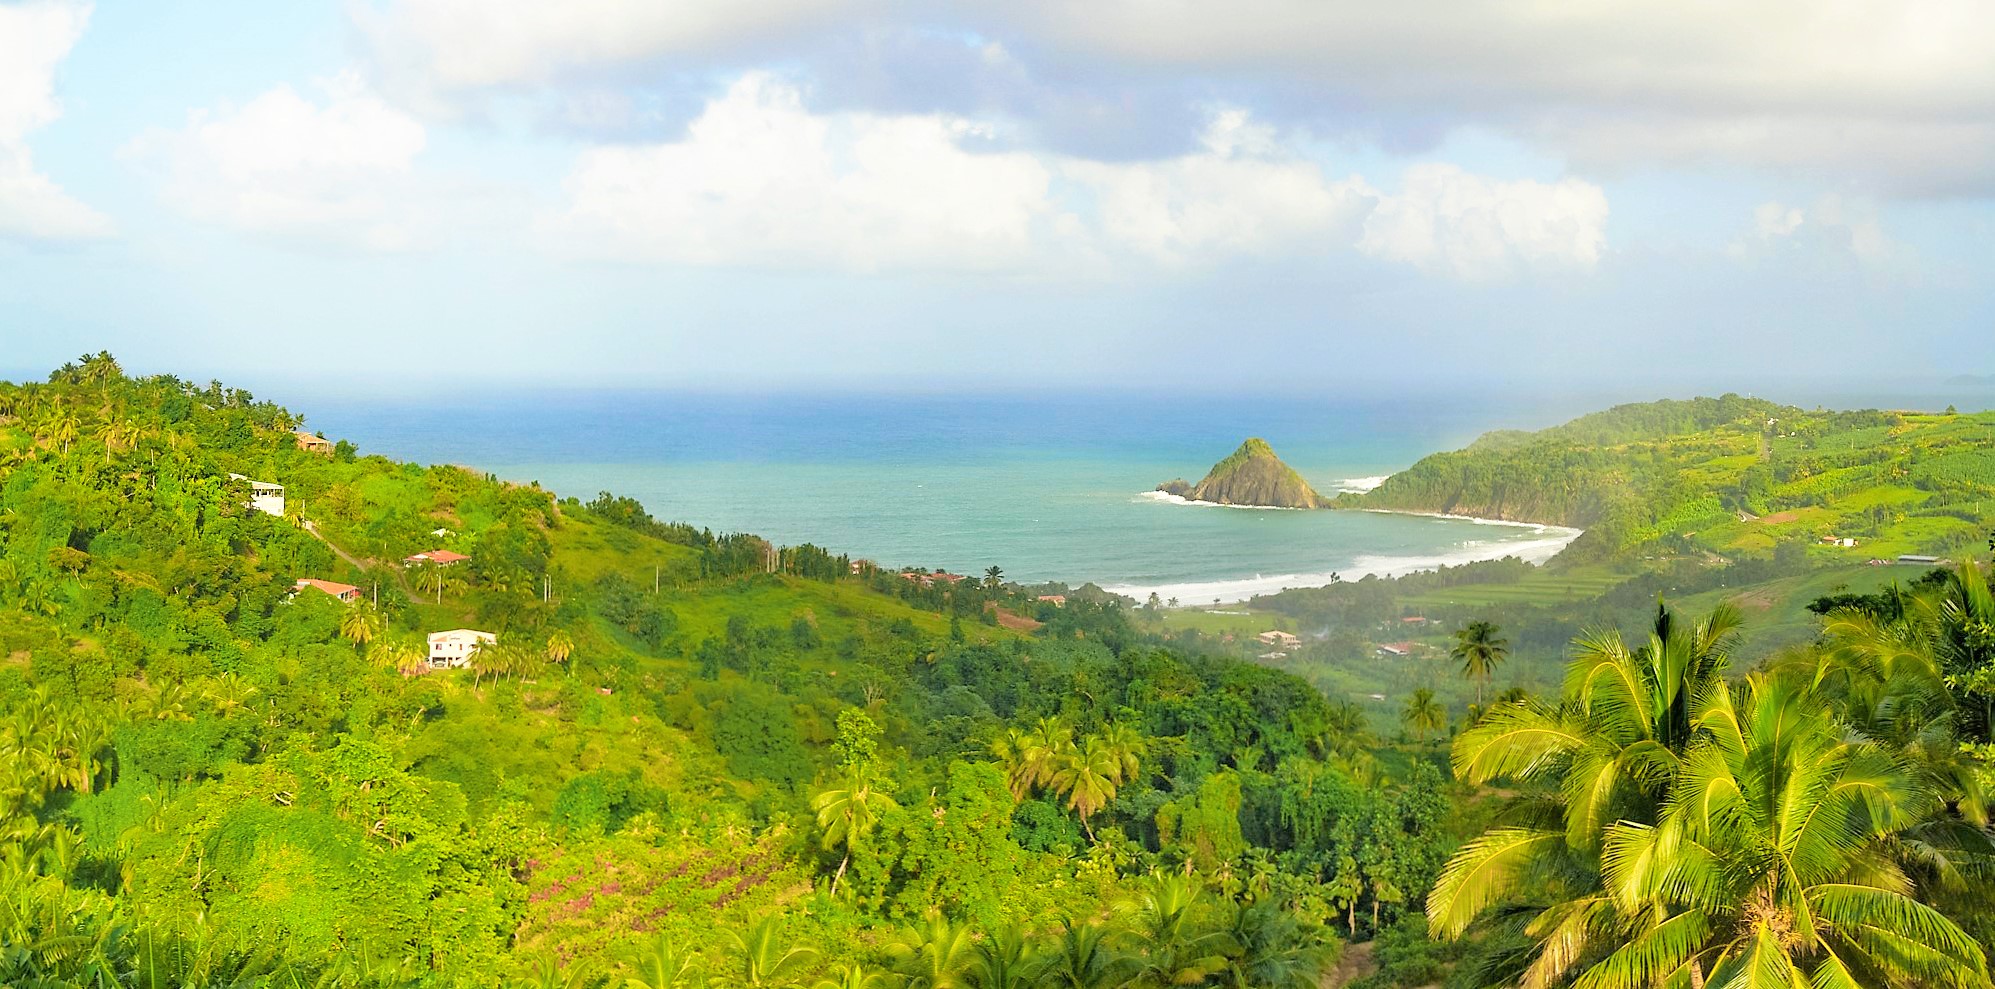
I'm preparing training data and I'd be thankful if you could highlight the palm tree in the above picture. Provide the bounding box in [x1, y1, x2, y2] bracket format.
[623, 935, 700, 989]
[1023, 716, 1075, 792]
[810, 769, 900, 896]
[413, 562, 448, 604]
[1217, 900, 1333, 989]
[1578, 674, 1989, 988]
[811, 962, 890, 989]
[1400, 688, 1446, 742]
[719, 917, 819, 988]
[1095, 721, 1145, 785]
[340, 606, 383, 648]
[1042, 918, 1126, 989]
[982, 566, 1004, 593]
[1122, 876, 1232, 989]
[888, 916, 976, 989]
[988, 726, 1037, 800]
[546, 630, 576, 677]
[1049, 734, 1120, 841]
[1450, 619, 1509, 705]
[969, 922, 1042, 989]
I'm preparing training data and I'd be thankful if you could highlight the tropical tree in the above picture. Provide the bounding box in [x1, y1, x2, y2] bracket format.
[719, 917, 820, 989]
[1042, 918, 1126, 989]
[969, 922, 1043, 989]
[1095, 721, 1145, 785]
[1400, 688, 1446, 742]
[340, 605, 383, 648]
[1578, 674, 1990, 988]
[623, 935, 700, 989]
[1049, 734, 1121, 841]
[811, 770, 900, 896]
[1121, 876, 1232, 989]
[1450, 619, 1509, 705]
[888, 917, 976, 989]
[546, 630, 576, 677]
[1217, 900, 1333, 989]
[983, 566, 1004, 593]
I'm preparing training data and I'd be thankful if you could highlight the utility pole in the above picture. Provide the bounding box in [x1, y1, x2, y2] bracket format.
[653, 565, 659, 595]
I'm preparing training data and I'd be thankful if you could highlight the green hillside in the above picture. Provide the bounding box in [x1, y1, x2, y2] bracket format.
[1345, 394, 1995, 566]
[1, 357, 1990, 988]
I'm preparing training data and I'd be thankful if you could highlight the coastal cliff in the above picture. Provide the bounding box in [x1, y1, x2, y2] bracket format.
[1160, 438, 1327, 509]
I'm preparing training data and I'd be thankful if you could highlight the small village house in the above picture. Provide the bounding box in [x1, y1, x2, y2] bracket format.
[294, 431, 334, 456]
[228, 473, 285, 517]
[1376, 641, 1417, 657]
[1820, 535, 1857, 548]
[1036, 594, 1067, 607]
[405, 549, 470, 567]
[1256, 630, 1301, 649]
[294, 578, 361, 603]
[427, 628, 496, 670]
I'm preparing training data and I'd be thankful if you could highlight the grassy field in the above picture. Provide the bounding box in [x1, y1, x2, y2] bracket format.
[1395, 566, 1626, 609]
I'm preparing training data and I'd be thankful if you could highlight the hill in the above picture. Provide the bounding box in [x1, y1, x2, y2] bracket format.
[0, 354, 1445, 986]
[1342, 394, 1995, 565]
[1158, 437, 1327, 508]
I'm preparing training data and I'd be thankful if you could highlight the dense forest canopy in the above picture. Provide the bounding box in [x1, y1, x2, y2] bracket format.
[0, 355, 1989, 988]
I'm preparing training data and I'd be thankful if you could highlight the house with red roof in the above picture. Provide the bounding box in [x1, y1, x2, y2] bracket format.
[404, 549, 470, 566]
[294, 578, 361, 603]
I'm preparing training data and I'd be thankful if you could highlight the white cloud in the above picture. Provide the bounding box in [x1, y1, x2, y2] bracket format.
[0, 0, 111, 241]
[551, 79, 1405, 274]
[123, 73, 430, 250]
[1358, 164, 1608, 280]
[548, 73, 1058, 271]
[1728, 195, 1902, 267]
[989, 1, 1995, 196]
[356, 0, 867, 105]
[1062, 108, 1374, 264]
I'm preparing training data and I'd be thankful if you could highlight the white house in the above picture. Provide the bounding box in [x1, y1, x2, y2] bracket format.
[427, 628, 497, 670]
[1256, 630, 1301, 649]
[228, 473, 285, 517]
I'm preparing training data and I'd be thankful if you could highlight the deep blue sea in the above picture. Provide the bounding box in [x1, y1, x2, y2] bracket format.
[293, 384, 1992, 603]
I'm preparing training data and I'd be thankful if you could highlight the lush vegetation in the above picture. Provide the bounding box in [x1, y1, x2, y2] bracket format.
[1, 356, 1989, 987]
[1341, 394, 1995, 566]
[0, 356, 1449, 987]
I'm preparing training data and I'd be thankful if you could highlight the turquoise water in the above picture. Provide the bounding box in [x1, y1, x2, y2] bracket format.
[302, 392, 1589, 602]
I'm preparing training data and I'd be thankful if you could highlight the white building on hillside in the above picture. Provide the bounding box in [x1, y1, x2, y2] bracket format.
[427, 628, 497, 670]
[228, 473, 285, 517]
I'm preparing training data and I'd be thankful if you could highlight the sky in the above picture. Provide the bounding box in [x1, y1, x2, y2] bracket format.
[2, 1, 1993, 395]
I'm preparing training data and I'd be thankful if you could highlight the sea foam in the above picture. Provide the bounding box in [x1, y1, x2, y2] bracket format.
[1102, 523, 1581, 605]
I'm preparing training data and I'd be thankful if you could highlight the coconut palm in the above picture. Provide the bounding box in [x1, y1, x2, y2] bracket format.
[1217, 899, 1334, 989]
[1400, 688, 1447, 742]
[623, 935, 700, 989]
[888, 916, 976, 989]
[1451, 619, 1509, 705]
[810, 769, 900, 896]
[987, 726, 1037, 800]
[1121, 875, 1232, 989]
[982, 566, 1004, 593]
[811, 962, 891, 989]
[1023, 716, 1075, 792]
[969, 922, 1043, 989]
[339, 606, 382, 648]
[1048, 734, 1120, 841]
[546, 630, 576, 676]
[1578, 674, 1990, 989]
[1042, 918, 1126, 989]
[1095, 721, 1145, 785]
[719, 917, 820, 988]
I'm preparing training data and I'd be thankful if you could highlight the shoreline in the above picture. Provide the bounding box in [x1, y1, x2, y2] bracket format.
[1101, 510, 1585, 606]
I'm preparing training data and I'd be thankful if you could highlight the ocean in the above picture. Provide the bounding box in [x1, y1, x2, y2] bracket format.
[298, 390, 1600, 604]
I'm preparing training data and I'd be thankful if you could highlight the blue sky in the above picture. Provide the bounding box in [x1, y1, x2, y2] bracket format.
[2, 1, 1992, 394]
